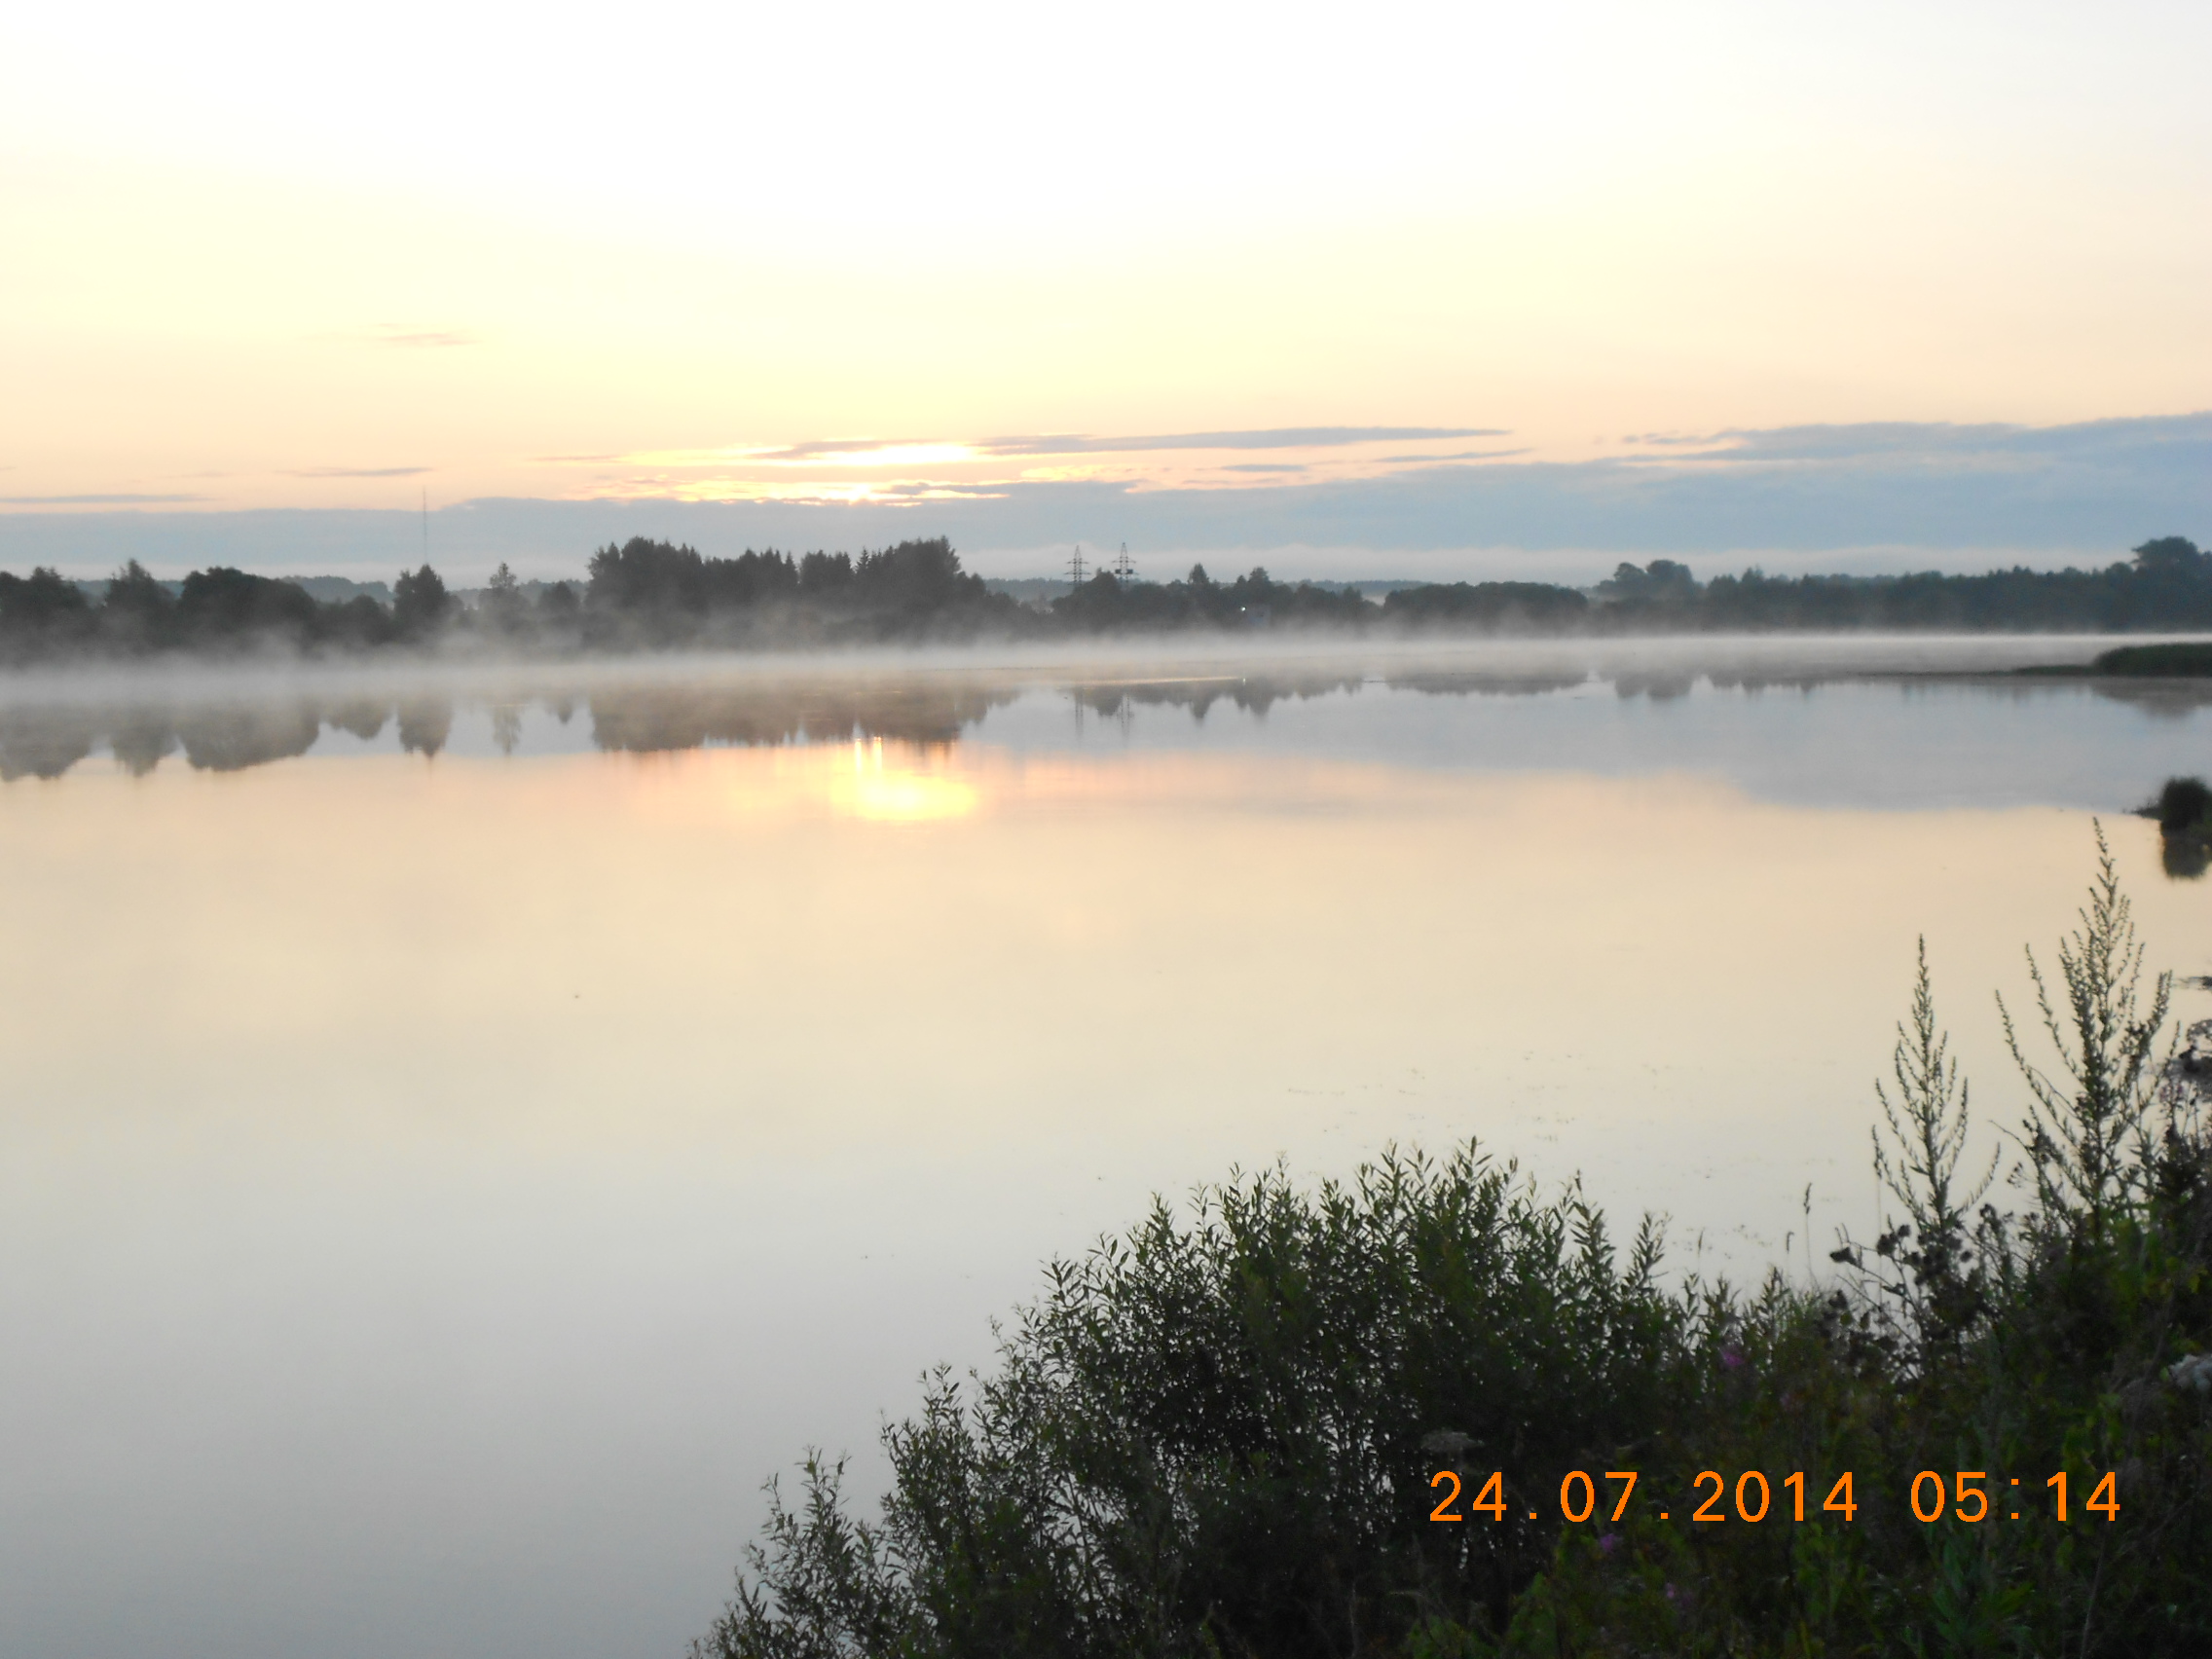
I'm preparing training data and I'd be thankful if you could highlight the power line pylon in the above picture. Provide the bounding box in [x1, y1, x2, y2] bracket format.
[1111, 543, 1135, 583]
[1066, 543, 1088, 586]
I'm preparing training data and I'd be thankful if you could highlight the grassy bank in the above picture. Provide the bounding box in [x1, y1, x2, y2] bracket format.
[699, 831, 2211, 1658]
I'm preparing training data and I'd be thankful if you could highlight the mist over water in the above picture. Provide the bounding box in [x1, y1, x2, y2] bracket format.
[6, 636, 2212, 1659]
[3, 632, 2205, 803]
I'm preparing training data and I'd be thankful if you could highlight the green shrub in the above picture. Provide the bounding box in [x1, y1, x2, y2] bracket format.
[698, 1153, 1715, 1658]
[2090, 643, 2212, 677]
[2148, 777, 2212, 835]
[702, 837, 2212, 1657]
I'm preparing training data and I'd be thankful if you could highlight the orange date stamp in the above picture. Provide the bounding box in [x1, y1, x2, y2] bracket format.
[1428, 1468, 2120, 1524]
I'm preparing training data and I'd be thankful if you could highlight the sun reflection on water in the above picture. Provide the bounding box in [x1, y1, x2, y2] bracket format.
[827, 736, 980, 823]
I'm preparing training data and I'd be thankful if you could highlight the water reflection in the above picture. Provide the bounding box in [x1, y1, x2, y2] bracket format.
[9, 654, 2211, 784]
[588, 679, 1016, 753]
[1066, 672, 1365, 721]
[1611, 668, 1698, 701]
[0, 710, 93, 780]
[6, 652, 2212, 1659]
[833, 739, 980, 822]
[395, 698, 454, 757]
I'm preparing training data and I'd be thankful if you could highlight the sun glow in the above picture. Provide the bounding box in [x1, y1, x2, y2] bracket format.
[600, 443, 979, 471]
[829, 737, 979, 823]
[587, 477, 1007, 506]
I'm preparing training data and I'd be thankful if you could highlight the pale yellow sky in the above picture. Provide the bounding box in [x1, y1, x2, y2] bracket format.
[2, 0, 2208, 534]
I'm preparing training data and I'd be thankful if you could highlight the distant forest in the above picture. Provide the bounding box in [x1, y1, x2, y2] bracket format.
[2, 535, 2208, 659]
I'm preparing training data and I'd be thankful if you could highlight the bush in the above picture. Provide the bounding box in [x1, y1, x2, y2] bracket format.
[699, 1153, 1704, 1658]
[2148, 776, 2212, 835]
[2090, 643, 2212, 677]
[702, 839, 2212, 1657]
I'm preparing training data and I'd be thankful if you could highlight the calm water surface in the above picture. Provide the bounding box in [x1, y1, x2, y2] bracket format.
[5, 638, 2212, 1659]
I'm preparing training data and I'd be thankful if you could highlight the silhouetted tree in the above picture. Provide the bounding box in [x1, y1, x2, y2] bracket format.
[1595, 559, 1701, 608]
[587, 538, 706, 613]
[176, 568, 319, 642]
[1051, 562, 1371, 633]
[1382, 581, 1590, 630]
[851, 537, 984, 611]
[481, 561, 527, 632]
[101, 560, 177, 647]
[392, 564, 452, 639]
[2131, 535, 2208, 577]
[536, 580, 580, 623]
[323, 593, 395, 647]
[2152, 776, 2212, 833]
[0, 567, 94, 653]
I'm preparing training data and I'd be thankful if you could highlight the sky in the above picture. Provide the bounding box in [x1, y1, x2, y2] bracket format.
[2, 0, 2208, 581]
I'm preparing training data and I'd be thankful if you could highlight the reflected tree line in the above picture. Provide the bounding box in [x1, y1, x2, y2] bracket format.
[11, 662, 2210, 783]
[0, 682, 1017, 780]
[0, 696, 469, 780]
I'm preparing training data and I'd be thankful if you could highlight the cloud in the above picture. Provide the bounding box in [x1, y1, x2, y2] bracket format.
[871, 482, 1009, 500]
[1657, 422, 2030, 463]
[1, 493, 208, 504]
[744, 438, 941, 462]
[541, 427, 1518, 471]
[1376, 447, 1531, 463]
[1657, 415, 2212, 467]
[285, 466, 432, 478]
[602, 440, 972, 469]
[977, 426, 1508, 456]
[1219, 463, 1308, 474]
[4, 413, 2203, 580]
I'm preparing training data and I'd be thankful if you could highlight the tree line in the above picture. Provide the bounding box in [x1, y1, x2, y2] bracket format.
[2, 535, 2208, 660]
[0, 560, 461, 655]
[1575, 535, 2212, 632]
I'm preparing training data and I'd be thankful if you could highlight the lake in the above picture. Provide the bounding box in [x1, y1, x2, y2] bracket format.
[5, 635, 2211, 1659]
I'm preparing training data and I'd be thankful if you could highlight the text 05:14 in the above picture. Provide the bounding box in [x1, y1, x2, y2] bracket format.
[1907, 1471, 2119, 1523]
